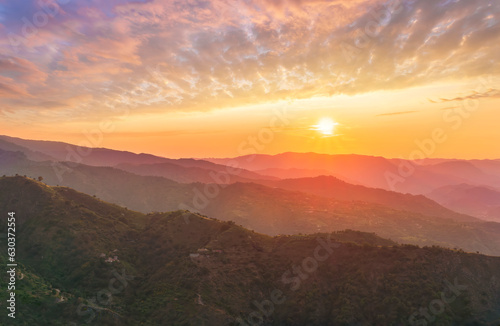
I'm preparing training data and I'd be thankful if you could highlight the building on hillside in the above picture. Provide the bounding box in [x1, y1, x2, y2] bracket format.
[105, 256, 119, 263]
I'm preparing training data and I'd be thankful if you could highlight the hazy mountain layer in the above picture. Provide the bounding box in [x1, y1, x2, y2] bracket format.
[208, 152, 500, 194]
[2, 149, 500, 256]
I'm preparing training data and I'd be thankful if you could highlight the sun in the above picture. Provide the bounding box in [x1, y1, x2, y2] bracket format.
[313, 117, 338, 136]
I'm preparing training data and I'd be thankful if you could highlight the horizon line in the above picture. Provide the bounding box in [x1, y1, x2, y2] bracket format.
[1, 134, 499, 162]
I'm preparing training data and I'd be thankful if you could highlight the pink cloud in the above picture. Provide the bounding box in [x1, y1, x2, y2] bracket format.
[0, 0, 498, 123]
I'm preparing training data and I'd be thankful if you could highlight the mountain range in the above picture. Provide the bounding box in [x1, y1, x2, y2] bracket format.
[2, 136, 500, 256]
[208, 152, 500, 197]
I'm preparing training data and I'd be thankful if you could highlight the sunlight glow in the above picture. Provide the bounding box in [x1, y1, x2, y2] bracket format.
[313, 117, 338, 136]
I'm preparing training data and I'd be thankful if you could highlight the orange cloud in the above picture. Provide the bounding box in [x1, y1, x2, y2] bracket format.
[0, 0, 498, 124]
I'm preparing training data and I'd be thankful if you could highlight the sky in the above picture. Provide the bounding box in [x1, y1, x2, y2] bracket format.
[0, 0, 499, 159]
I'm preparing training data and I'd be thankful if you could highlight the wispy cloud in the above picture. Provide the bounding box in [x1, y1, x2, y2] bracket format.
[0, 0, 499, 123]
[431, 88, 500, 103]
[102, 130, 228, 137]
[376, 110, 419, 117]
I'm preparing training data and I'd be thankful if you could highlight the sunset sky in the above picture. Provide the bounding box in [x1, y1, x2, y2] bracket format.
[0, 0, 499, 158]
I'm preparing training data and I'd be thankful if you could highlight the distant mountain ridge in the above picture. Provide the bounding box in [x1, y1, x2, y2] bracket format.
[116, 160, 276, 184]
[0, 135, 274, 183]
[0, 134, 170, 166]
[206, 152, 500, 194]
[428, 184, 500, 222]
[2, 149, 500, 256]
[2, 135, 500, 255]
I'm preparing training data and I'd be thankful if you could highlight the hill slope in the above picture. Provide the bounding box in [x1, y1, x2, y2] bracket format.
[0, 135, 274, 183]
[116, 161, 275, 184]
[428, 184, 500, 222]
[0, 135, 174, 167]
[1, 177, 500, 325]
[256, 175, 477, 223]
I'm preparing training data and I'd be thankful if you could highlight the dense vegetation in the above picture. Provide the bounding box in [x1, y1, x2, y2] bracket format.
[0, 176, 500, 325]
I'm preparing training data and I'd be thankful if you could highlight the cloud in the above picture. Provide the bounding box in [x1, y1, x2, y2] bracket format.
[433, 88, 500, 102]
[0, 75, 31, 97]
[0, 55, 47, 83]
[0, 0, 499, 123]
[375, 110, 419, 117]
[99, 129, 227, 138]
